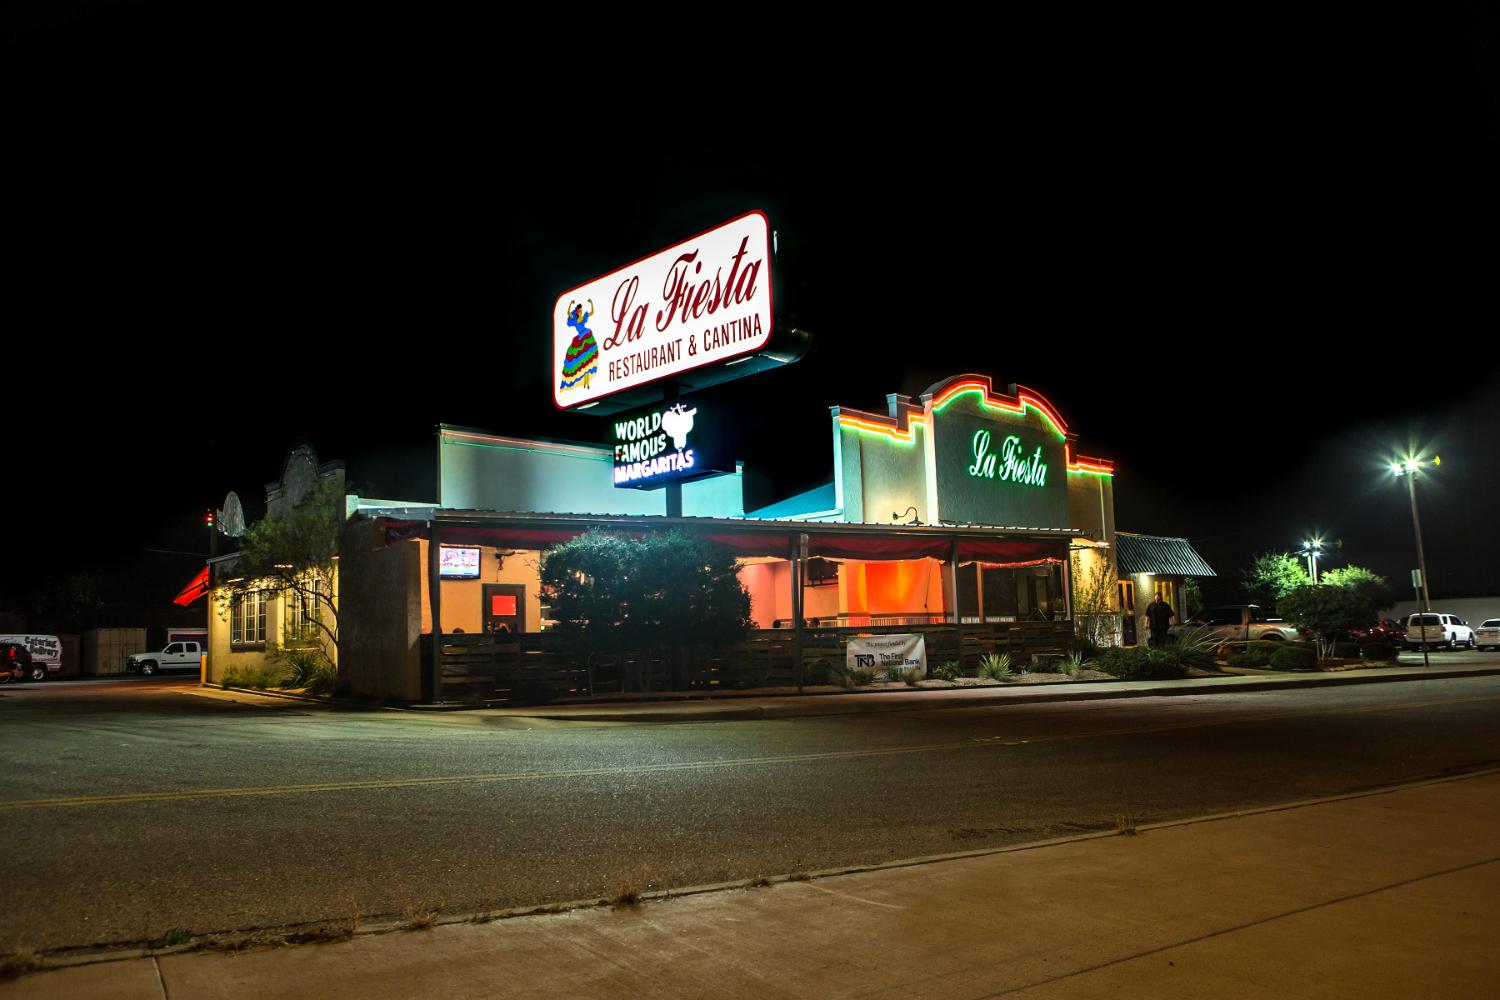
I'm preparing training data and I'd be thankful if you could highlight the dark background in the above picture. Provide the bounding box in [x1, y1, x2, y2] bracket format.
[5, 3, 1498, 627]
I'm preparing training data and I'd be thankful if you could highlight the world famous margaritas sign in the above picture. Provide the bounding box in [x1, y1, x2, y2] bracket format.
[610, 399, 732, 488]
[553, 211, 773, 410]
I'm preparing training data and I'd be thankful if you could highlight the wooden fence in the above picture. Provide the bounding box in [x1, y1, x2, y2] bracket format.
[421, 621, 1074, 705]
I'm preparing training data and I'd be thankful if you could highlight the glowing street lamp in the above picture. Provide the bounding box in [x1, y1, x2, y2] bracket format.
[1392, 453, 1440, 669]
[1297, 536, 1324, 584]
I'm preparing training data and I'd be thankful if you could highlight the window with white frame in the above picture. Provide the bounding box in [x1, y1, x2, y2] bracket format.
[231, 590, 267, 645]
[283, 578, 322, 644]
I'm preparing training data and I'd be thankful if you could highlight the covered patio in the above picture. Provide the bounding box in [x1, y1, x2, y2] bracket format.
[339, 509, 1080, 704]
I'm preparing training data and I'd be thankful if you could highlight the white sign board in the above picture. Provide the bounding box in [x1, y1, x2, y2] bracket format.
[553, 211, 773, 409]
[847, 633, 927, 676]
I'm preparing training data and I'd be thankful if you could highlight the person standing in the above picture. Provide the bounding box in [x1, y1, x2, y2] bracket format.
[1145, 593, 1175, 648]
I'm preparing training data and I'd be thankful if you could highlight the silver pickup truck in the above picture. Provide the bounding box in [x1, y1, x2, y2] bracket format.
[1171, 605, 1301, 646]
[126, 641, 204, 676]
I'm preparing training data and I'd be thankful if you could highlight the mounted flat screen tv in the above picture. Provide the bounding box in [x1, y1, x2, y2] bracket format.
[439, 545, 481, 579]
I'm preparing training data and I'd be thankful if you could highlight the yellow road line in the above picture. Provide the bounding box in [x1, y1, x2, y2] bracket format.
[3, 691, 1497, 812]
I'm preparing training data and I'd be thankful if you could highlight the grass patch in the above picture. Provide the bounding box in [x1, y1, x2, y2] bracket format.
[786, 871, 812, 882]
[611, 884, 643, 907]
[154, 927, 191, 948]
[0, 949, 43, 981]
[402, 908, 438, 932]
[1115, 814, 1139, 836]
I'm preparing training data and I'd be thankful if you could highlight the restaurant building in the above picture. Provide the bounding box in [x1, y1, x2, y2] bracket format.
[333, 373, 1215, 703]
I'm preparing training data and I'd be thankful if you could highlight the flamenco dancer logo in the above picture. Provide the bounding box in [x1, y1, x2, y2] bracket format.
[559, 298, 599, 392]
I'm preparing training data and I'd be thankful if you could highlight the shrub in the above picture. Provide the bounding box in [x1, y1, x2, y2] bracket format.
[1268, 644, 1318, 671]
[1331, 641, 1361, 659]
[1225, 651, 1260, 668]
[1091, 647, 1189, 681]
[1031, 655, 1064, 674]
[895, 667, 924, 687]
[1360, 641, 1398, 661]
[932, 661, 961, 682]
[1062, 652, 1085, 676]
[1241, 641, 1285, 666]
[221, 667, 277, 690]
[303, 661, 339, 695]
[978, 652, 1013, 681]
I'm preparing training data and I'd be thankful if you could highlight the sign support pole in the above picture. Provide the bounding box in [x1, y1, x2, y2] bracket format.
[662, 383, 683, 518]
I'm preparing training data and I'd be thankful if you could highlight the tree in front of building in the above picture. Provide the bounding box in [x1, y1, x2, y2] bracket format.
[1241, 552, 1310, 608]
[216, 478, 341, 671]
[1069, 552, 1118, 656]
[1319, 565, 1394, 614]
[1276, 584, 1375, 659]
[541, 529, 751, 689]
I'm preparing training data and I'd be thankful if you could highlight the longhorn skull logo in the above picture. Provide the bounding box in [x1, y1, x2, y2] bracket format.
[660, 404, 697, 451]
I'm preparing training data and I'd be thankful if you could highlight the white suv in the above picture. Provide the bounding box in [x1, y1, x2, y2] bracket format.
[1404, 613, 1475, 651]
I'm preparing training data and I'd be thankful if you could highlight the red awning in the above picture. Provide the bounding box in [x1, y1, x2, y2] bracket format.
[383, 519, 1067, 564]
[956, 538, 1065, 563]
[174, 566, 210, 606]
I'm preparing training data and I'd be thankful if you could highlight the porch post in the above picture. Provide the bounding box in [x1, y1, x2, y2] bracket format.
[792, 533, 806, 691]
[949, 537, 962, 668]
[428, 520, 443, 703]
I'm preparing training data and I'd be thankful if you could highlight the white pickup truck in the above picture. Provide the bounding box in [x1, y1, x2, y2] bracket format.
[126, 641, 204, 676]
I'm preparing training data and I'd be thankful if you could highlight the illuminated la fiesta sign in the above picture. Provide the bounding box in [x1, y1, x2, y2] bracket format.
[967, 429, 1048, 487]
[553, 211, 773, 410]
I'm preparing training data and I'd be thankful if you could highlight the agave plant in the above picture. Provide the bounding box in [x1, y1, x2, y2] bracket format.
[978, 652, 1013, 681]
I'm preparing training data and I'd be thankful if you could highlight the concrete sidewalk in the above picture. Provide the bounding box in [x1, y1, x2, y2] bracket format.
[8, 770, 1498, 999]
[475, 660, 1500, 723]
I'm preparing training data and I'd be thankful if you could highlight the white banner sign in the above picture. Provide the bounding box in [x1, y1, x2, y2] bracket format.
[552, 211, 773, 409]
[847, 633, 927, 676]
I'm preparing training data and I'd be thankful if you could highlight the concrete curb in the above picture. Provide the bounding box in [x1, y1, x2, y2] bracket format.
[497, 667, 1500, 723]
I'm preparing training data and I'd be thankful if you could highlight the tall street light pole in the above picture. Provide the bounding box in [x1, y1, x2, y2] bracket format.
[1392, 455, 1439, 669]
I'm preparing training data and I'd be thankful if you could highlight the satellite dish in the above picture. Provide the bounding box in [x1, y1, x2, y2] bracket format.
[217, 492, 246, 537]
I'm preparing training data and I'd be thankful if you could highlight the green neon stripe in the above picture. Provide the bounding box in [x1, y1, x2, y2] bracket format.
[843, 422, 922, 447]
[1066, 468, 1113, 478]
[932, 388, 1068, 441]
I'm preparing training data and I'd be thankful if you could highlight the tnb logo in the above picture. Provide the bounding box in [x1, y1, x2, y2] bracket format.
[854, 654, 875, 669]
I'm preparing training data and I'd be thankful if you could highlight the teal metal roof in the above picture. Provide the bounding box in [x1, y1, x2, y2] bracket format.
[745, 482, 838, 520]
[1115, 532, 1217, 577]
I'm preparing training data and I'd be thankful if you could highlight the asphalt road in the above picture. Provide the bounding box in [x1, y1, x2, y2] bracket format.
[3, 670, 1500, 952]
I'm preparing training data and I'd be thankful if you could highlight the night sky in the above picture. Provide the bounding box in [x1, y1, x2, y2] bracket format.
[6, 4, 1498, 623]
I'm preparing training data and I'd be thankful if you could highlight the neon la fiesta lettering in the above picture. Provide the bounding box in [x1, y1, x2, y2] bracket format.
[968, 430, 1048, 487]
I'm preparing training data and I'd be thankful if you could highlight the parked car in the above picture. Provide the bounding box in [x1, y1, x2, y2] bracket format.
[1171, 605, 1301, 647]
[1350, 618, 1407, 645]
[125, 641, 204, 676]
[1, 641, 41, 683]
[1474, 619, 1500, 651]
[1403, 613, 1476, 651]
